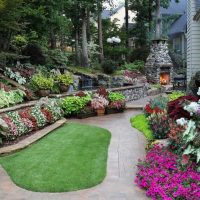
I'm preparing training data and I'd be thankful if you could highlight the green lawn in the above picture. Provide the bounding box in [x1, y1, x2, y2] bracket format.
[130, 114, 154, 140]
[0, 123, 111, 192]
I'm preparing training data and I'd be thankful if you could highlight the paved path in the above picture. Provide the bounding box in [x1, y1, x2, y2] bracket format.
[0, 110, 148, 200]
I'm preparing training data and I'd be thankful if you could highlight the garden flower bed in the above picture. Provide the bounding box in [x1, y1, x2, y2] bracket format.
[0, 98, 63, 146]
[131, 91, 200, 200]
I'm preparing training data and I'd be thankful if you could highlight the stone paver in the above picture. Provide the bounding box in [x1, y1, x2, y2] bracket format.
[0, 110, 148, 200]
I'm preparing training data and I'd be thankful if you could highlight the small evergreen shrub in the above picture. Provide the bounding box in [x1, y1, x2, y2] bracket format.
[101, 60, 116, 74]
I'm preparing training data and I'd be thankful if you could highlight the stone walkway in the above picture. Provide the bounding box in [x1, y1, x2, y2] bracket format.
[0, 110, 148, 200]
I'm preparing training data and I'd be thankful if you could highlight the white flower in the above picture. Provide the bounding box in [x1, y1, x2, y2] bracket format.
[184, 102, 200, 115]
[197, 87, 200, 95]
[176, 118, 188, 126]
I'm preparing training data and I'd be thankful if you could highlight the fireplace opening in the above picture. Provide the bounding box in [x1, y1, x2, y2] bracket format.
[160, 73, 170, 85]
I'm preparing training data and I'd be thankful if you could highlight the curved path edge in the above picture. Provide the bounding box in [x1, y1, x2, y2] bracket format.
[0, 110, 148, 200]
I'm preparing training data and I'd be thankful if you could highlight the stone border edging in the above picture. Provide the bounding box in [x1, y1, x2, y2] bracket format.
[0, 118, 67, 155]
[0, 101, 38, 114]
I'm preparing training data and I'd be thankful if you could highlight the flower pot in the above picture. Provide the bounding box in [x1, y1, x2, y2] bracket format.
[96, 108, 105, 116]
[106, 107, 124, 114]
[38, 89, 50, 97]
[59, 84, 69, 93]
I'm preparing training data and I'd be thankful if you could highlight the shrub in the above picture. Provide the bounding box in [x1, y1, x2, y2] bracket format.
[130, 114, 154, 140]
[168, 95, 198, 120]
[135, 145, 200, 200]
[31, 74, 54, 90]
[148, 111, 169, 139]
[108, 92, 125, 102]
[101, 60, 116, 74]
[121, 60, 145, 72]
[56, 73, 73, 86]
[61, 95, 91, 115]
[168, 91, 185, 101]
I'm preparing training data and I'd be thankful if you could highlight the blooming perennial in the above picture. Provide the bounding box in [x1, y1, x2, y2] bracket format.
[135, 145, 200, 200]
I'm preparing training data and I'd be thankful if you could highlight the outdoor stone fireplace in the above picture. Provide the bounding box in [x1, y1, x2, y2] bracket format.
[145, 39, 173, 85]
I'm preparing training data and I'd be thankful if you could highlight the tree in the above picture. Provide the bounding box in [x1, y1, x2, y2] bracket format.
[129, 0, 180, 44]
[125, 0, 129, 47]
[0, 0, 23, 51]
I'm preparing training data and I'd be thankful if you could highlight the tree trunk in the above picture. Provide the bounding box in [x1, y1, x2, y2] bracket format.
[50, 29, 56, 49]
[75, 29, 81, 66]
[98, 11, 104, 63]
[155, 0, 161, 39]
[125, 0, 129, 47]
[81, 9, 89, 67]
[87, 9, 91, 42]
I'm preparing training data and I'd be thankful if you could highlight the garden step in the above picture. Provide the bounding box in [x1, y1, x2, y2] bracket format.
[0, 100, 38, 114]
[0, 118, 67, 155]
[126, 104, 143, 110]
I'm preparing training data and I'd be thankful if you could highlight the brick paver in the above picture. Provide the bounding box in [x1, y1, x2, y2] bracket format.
[0, 110, 148, 200]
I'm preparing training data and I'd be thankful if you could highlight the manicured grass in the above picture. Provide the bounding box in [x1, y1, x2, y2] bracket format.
[130, 114, 154, 140]
[0, 123, 111, 192]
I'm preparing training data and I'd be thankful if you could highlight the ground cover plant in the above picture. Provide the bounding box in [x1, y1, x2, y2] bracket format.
[135, 145, 200, 200]
[0, 89, 25, 108]
[0, 123, 111, 192]
[130, 114, 154, 140]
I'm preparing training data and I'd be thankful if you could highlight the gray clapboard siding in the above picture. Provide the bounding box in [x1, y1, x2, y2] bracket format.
[187, 0, 200, 83]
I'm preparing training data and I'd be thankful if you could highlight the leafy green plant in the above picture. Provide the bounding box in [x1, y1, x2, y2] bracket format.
[181, 120, 200, 164]
[31, 74, 54, 90]
[168, 91, 185, 101]
[4, 67, 26, 85]
[0, 89, 25, 108]
[130, 114, 154, 140]
[56, 73, 73, 86]
[108, 92, 125, 102]
[149, 96, 168, 110]
[61, 95, 91, 115]
[148, 110, 169, 139]
[121, 60, 145, 72]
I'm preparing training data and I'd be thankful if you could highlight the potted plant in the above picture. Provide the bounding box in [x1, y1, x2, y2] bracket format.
[77, 106, 96, 119]
[31, 74, 54, 97]
[56, 73, 73, 93]
[91, 94, 109, 116]
[106, 101, 125, 114]
[107, 92, 126, 114]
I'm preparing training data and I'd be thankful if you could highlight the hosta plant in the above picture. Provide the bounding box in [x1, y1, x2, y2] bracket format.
[4, 67, 26, 85]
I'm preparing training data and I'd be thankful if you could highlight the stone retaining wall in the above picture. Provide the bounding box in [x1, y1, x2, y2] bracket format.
[108, 85, 146, 102]
[50, 84, 146, 102]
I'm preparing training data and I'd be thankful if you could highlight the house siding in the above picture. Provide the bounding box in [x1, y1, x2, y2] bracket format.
[187, 0, 200, 83]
